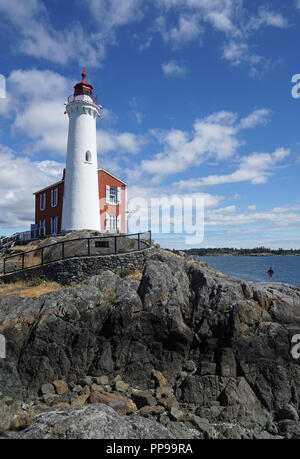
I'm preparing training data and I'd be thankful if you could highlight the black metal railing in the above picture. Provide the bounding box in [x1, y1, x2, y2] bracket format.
[0, 231, 152, 275]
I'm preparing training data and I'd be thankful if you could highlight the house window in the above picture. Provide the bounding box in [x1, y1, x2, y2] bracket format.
[85, 150, 92, 163]
[110, 187, 117, 204]
[40, 193, 46, 211]
[40, 220, 46, 236]
[110, 215, 116, 230]
[106, 186, 122, 205]
[105, 213, 116, 230]
[50, 216, 58, 235]
[51, 188, 58, 207]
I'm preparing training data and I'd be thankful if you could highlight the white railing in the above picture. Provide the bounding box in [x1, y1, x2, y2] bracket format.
[0, 227, 45, 247]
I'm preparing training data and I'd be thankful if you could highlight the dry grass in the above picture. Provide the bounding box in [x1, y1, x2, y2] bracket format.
[0, 280, 65, 298]
[129, 270, 143, 281]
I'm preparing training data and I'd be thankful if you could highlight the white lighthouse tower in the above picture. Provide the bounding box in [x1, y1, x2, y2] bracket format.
[61, 69, 101, 232]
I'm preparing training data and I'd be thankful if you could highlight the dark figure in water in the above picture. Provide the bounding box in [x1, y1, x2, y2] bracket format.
[267, 267, 274, 282]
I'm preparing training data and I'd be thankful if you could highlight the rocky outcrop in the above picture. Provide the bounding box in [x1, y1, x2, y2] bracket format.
[1, 249, 300, 438]
[5, 404, 175, 439]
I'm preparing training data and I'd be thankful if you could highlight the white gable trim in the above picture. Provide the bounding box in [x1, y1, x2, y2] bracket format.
[98, 168, 127, 186]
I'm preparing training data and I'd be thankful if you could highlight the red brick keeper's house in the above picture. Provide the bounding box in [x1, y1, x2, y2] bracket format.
[34, 168, 127, 236]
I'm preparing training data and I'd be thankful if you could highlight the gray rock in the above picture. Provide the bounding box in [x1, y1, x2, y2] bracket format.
[276, 404, 299, 422]
[169, 406, 185, 421]
[72, 385, 82, 393]
[182, 360, 196, 373]
[6, 404, 175, 439]
[40, 384, 55, 396]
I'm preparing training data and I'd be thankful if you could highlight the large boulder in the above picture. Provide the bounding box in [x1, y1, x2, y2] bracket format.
[5, 404, 175, 439]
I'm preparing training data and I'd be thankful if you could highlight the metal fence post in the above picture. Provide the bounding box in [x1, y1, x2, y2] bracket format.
[3, 258, 5, 275]
[138, 233, 141, 251]
[114, 236, 117, 254]
[149, 230, 152, 246]
[88, 239, 90, 256]
[41, 247, 44, 265]
[22, 253, 25, 270]
[62, 241, 65, 259]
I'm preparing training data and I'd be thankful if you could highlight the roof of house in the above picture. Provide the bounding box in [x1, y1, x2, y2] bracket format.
[98, 168, 127, 185]
[33, 169, 127, 195]
[33, 180, 64, 195]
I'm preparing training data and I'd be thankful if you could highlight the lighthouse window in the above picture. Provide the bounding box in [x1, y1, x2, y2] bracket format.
[85, 150, 92, 163]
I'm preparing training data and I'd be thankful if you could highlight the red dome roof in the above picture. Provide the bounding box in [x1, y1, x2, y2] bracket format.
[74, 69, 93, 95]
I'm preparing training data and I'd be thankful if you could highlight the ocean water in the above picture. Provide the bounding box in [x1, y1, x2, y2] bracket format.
[196, 255, 300, 287]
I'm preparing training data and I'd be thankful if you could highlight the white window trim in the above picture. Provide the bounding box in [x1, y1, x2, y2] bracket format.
[51, 188, 58, 207]
[40, 192, 46, 211]
[106, 185, 122, 206]
[105, 213, 117, 231]
[50, 216, 58, 235]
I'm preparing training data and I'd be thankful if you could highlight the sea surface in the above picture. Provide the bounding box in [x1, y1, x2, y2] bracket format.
[196, 255, 300, 287]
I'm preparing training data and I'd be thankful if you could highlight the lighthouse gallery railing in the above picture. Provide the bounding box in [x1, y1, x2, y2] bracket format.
[1, 231, 152, 275]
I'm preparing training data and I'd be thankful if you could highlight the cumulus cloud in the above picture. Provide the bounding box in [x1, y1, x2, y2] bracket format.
[97, 129, 146, 155]
[0, 145, 63, 227]
[156, 13, 203, 47]
[238, 109, 271, 130]
[86, 0, 143, 31]
[162, 60, 187, 77]
[205, 203, 300, 228]
[0, 0, 141, 67]
[7, 69, 71, 155]
[138, 110, 263, 179]
[175, 148, 290, 190]
[0, 0, 289, 74]
[155, 0, 288, 75]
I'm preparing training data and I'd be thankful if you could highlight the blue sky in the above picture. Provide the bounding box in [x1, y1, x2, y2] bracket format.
[0, 0, 300, 249]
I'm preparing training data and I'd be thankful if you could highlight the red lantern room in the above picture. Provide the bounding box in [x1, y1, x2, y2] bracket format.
[68, 69, 98, 105]
[74, 69, 93, 97]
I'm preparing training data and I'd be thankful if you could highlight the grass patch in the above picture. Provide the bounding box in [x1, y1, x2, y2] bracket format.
[119, 268, 133, 278]
[32, 277, 44, 286]
[0, 280, 65, 298]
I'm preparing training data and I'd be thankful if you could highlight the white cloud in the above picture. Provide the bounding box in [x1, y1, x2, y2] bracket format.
[97, 129, 146, 155]
[175, 148, 290, 190]
[162, 60, 187, 77]
[155, 0, 288, 75]
[297, 0, 300, 10]
[0, 0, 140, 67]
[238, 109, 271, 130]
[133, 108, 274, 181]
[6, 69, 71, 155]
[139, 111, 240, 178]
[205, 203, 300, 229]
[0, 145, 63, 227]
[87, 0, 143, 30]
[156, 13, 203, 47]
[248, 8, 288, 30]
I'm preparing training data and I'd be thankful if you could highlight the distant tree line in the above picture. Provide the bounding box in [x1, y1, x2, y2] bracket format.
[173, 246, 300, 256]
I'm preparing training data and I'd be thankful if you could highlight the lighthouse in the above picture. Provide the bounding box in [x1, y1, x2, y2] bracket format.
[61, 70, 101, 232]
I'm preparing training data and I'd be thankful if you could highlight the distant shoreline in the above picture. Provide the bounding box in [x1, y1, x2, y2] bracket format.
[195, 253, 300, 257]
[173, 249, 300, 257]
